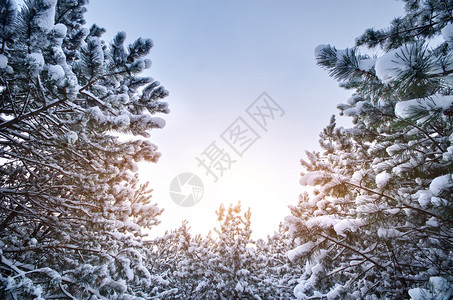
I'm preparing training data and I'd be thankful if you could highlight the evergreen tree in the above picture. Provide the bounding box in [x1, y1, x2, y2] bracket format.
[255, 224, 301, 299]
[145, 222, 214, 299]
[149, 203, 268, 299]
[0, 0, 168, 298]
[144, 204, 298, 300]
[207, 202, 261, 299]
[286, 0, 453, 298]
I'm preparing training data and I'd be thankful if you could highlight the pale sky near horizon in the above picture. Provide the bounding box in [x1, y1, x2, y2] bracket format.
[85, 0, 405, 238]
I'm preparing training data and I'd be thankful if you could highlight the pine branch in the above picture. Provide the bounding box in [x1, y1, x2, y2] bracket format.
[358, 20, 442, 48]
[0, 98, 66, 130]
[326, 258, 367, 276]
[344, 180, 453, 225]
[58, 283, 77, 300]
[318, 233, 387, 270]
[2, 244, 107, 254]
[426, 67, 453, 78]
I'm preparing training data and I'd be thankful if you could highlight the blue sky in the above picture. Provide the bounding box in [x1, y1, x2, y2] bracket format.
[85, 0, 405, 238]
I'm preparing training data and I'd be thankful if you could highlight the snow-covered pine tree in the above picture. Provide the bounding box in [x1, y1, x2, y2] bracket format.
[254, 224, 301, 299]
[203, 202, 280, 299]
[286, 0, 453, 298]
[0, 0, 168, 298]
[168, 224, 213, 299]
[144, 221, 214, 299]
[144, 205, 299, 299]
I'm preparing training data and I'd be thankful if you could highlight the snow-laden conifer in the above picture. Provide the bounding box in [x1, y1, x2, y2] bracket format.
[287, 1, 453, 298]
[0, 0, 168, 298]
